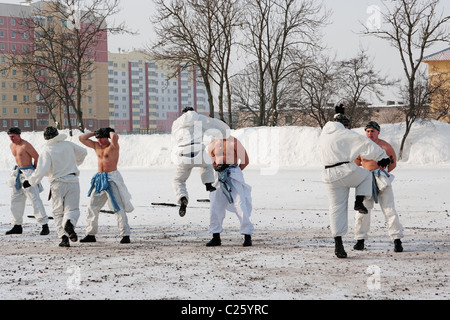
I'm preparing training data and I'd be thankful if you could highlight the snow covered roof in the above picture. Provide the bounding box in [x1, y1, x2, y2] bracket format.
[422, 47, 450, 62]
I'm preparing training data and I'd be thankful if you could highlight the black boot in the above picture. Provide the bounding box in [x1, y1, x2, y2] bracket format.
[206, 233, 221, 247]
[354, 195, 368, 214]
[353, 239, 365, 250]
[334, 236, 347, 258]
[120, 236, 130, 244]
[5, 225, 22, 235]
[394, 239, 403, 252]
[179, 197, 188, 217]
[243, 234, 252, 247]
[59, 235, 70, 247]
[64, 220, 78, 242]
[205, 183, 216, 192]
[80, 235, 96, 243]
[40, 224, 50, 235]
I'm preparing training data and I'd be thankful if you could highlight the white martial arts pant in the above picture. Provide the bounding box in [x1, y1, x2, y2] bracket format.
[50, 178, 81, 238]
[209, 167, 254, 235]
[324, 166, 372, 237]
[354, 181, 404, 241]
[173, 150, 215, 204]
[85, 179, 131, 237]
[9, 168, 48, 226]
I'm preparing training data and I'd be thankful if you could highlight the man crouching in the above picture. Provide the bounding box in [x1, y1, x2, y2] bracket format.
[79, 128, 134, 244]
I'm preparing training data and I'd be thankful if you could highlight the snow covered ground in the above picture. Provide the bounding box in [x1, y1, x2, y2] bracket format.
[0, 120, 449, 301]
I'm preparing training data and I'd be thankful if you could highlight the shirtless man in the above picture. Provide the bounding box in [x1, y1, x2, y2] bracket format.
[206, 136, 253, 247]
[354, 121, 404, 252]
[78, 128, 134, 244]
[6, 127, 49, 235]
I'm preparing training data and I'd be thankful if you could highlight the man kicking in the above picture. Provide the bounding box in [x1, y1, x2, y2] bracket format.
[79, 128, 134, 244]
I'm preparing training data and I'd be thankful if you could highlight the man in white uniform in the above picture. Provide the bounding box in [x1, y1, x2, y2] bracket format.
[24, 127, 87, 247]
[319, 107, 390, 258]
[171, 107, 230, 217]
[206, 136, 253, 247]
[354, 121, 404, 252]
[6, 127, 49, 236]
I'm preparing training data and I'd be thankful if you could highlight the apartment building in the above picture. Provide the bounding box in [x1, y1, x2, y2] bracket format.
[0, 1, 109, 132]
[108, 51, 209, 133]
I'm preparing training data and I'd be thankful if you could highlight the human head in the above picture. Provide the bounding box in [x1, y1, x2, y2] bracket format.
[94, 128, 113, 148]
[182, 107, 194, 113]
[44, 126, 59, 140]
[365, 121, 380, 132]
[333, 104, 350, 128]
[94, 128, 110, 139]
[334, 113, 350, 128]
[365, 121, 380, 141]
[7, 127, 21, 135]
[7, 127, 22, 144]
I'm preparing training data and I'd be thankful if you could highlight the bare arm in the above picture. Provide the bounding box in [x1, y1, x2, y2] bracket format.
[385, 144, 397, 172]
[79, 132, 96, 149]
[109, 131, 119, 149]
[235, 139, 249, 171]
[24, 141, 40, 168]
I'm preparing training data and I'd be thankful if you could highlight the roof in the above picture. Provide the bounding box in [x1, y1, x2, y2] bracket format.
[422, 47, 450, 62]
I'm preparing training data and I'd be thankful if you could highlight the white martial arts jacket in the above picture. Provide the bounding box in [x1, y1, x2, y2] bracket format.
[319, 122, 387, 183]
[28, 134, 87, 186]
[171, 111, 230, 156]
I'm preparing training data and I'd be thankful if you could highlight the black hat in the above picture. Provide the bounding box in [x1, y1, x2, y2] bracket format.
[365, 121, 380, 132]
[334, 113, 350, 127]
[182, 107, 194, 113]
[94, 127, 114, 139]
[7, 127, 21, 135]
[44, 126, 59, 140]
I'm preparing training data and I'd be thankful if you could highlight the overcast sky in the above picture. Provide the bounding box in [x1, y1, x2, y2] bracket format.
[2, 0, 449, 104]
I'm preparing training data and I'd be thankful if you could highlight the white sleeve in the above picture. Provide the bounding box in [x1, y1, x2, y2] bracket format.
[28, 150, 52, 186]
[72, 143, 88, 166]
[198, 114, 230, 138]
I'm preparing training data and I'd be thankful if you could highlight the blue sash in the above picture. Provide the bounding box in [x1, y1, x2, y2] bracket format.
[87, 172, 120, 212]
[217, 165, 238, 204]
[14, 165, 35, 190]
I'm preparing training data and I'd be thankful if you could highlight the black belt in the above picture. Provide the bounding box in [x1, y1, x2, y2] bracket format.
[325, 161, 349, 169]
[214, 164, 237, 172]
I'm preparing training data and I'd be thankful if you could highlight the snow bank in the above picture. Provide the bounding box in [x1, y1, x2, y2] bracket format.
[1, 119, 450, 170]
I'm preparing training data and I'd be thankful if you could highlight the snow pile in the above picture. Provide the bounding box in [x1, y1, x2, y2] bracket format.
[1, 119, 450, 170]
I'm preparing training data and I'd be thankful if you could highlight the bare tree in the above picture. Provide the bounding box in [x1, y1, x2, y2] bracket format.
[362, 0, 450, 159]
[210, 0, 243, 125]
[335, 48, 393, 128]
[241, 0, 329, 126]
[294, 54, 338, 128]
[149, 0, 233, 119]
[3, 0, 129, 135]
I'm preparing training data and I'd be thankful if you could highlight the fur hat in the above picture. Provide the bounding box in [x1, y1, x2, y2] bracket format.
[44, 126, 59, 140]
